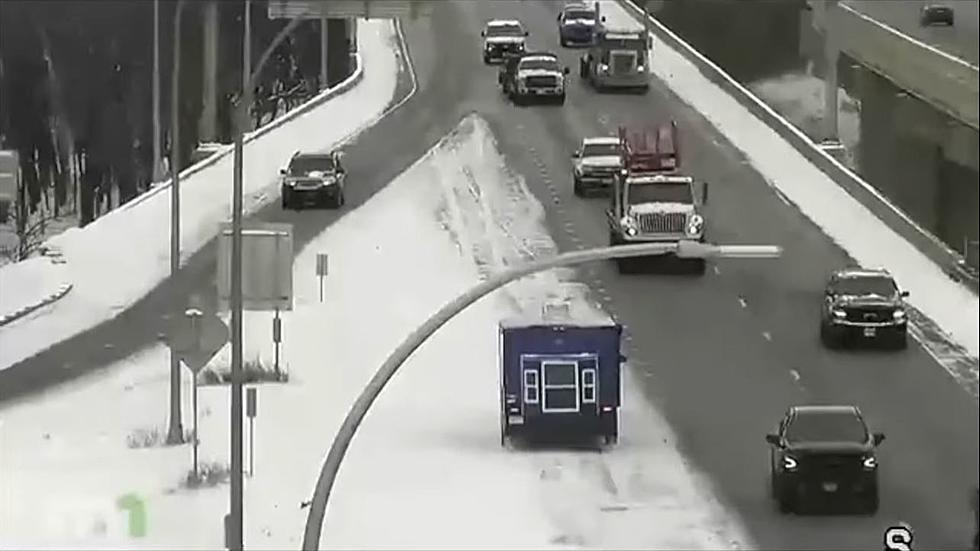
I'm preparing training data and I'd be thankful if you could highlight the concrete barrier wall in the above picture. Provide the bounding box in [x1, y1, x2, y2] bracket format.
[617, 0, 979, 294]
[810, 0, 979, 130]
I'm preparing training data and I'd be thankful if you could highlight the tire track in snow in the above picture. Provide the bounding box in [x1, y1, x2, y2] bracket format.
[428, 114, 752, 550]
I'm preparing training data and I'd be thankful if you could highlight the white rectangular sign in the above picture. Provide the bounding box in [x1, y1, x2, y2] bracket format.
[217, 222, 294, 312]
[267, 0, 435, 20]
[0, 150, 19, 203]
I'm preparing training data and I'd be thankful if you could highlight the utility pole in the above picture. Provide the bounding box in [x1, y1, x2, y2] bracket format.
[166, 0, 187, 446]
[227, 7, 305, 546]
[320, 18, 328, 90]
[823, 0, 840, 141]
[152, 0, 162, 183]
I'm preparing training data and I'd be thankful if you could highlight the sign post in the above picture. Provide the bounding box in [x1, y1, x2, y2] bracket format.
[272, 310, 282, 375]
[246, 387, 257, 477]
[316, 253, 329, 303]
[164, 302, 230, 479]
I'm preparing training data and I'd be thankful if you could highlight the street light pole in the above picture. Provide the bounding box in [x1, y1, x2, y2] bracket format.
[823, 0, 840, 141]
[300, 242, 783, 550]
[166, 0, 187, 446]
[152, 0, 162, 183]
[227, 8, 306, 548]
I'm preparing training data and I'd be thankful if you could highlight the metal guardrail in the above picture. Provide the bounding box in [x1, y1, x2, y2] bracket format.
[617, 0, 979, 295]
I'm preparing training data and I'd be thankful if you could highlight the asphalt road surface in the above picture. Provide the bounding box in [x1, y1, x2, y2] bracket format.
[844, 0, 980, 65]
[3, 2, 978, 550]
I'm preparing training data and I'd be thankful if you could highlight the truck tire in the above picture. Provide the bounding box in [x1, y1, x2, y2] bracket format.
[560, 35, 568, 47]
[688, 258, 706, 275]
[573, 177, 584, 197]
[862, 487, 879, 515]
[820, 323, 838, 349]
[775, 478, 795, 514]
[557, 93, 566, 106]
[483, 53, 491, 65]
[579, 58, 588, 78]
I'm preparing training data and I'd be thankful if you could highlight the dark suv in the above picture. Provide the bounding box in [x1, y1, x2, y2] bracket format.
[819, 268, 909, 349]
[766, 405, 884, 515]
[279, 151, 346, 209]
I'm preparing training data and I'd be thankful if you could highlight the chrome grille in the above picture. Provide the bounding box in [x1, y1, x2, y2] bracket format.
[293, 179, 322, 190]
[844, 306, 893, 323]
[583, 166, 618, 176]
[800, 453, 864, 477]
[525, 75, 558, 88]
[636, 212, 685, 234]
[611, 52, 636, 74]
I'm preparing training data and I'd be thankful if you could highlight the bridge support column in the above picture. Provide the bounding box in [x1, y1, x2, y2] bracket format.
[857, 68, 941, 233]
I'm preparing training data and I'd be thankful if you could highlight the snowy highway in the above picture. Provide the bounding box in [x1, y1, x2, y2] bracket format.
[1, 0, 978, 549]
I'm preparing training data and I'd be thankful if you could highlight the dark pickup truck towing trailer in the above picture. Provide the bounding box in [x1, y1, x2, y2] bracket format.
[498, 305, 624, 446]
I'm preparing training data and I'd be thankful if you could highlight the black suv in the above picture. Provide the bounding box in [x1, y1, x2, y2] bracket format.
[766, 405, 884, 514]
[279, 151, 346, 209]
[819, 268, 909, 349]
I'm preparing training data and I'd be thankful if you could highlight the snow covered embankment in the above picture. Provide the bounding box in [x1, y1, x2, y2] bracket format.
[602, 1, 979, 363]
[0, 114, 751, 550]
[0, 250, 72, 327]
[0, 18, 401, 371]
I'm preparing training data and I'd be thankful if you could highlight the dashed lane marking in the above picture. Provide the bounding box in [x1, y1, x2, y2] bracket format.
[762, 331, 772, 341]
[712, 265, 721, 275]
[737, 297, 748, 308]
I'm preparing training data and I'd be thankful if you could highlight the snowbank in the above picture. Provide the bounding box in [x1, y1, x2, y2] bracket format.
[602, 0, 979, 359]
[0, 254, 70, 326]
[0, 19, 402, 371]
[0, 115, 750, 550]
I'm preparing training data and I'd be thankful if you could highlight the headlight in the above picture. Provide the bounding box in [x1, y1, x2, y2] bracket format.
[686, 214, 704, 236]
[832, 309, 846, 319]
[620, 216, 638, 236]
[599, 63, 609, 73]
[893, 309, 906, 320]
[862, 456, 877, 470]
[284, 180, 295, 187]
[637, 65, 645, 72]
[322, 177, 337, 186]
[626, 227, 638, 236]
[782, 456, 798, 471]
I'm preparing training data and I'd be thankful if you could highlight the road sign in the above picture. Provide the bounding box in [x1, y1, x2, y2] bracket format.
[0, 150, 19, 203]
[166, 310, 230, 373]
[316, 253, 329, 276]
[267, 0, 435, 19]
[216, 222, 294, 312]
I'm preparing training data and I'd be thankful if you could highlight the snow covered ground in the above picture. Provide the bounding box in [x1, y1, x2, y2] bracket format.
[0, 18, 402, 371]
[0, 115, 750, 550]
[603, 0, 980, 361]
[0, 255, 70, 325]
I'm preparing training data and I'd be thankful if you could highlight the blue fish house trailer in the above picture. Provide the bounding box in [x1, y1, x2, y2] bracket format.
[498, 303, 624, 446]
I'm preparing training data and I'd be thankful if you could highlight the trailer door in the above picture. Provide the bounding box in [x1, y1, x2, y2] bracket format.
[541, 360, 580, 413]
[579, 357, 598, 415]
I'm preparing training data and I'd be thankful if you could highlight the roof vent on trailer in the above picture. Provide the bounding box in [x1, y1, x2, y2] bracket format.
[541, 300, 571, 321]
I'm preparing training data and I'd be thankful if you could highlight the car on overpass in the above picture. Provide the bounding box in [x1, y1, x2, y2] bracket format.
[819, 268, 909, 350]
[919, 4, 955, 26]
[279, 151, 347, 210]
[766, 405, 884, 515]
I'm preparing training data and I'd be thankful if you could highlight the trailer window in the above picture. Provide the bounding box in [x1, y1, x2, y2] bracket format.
[581, 368, 597, 404]
[523, 369, 539, 404]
